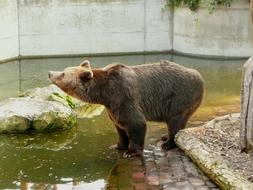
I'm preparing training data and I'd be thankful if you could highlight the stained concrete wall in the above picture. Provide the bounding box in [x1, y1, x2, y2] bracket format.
[0, 1, 19, 61]
[18, 0, 171, 56]
[174, 0, 253, 57]
[0, 0, 252, 61]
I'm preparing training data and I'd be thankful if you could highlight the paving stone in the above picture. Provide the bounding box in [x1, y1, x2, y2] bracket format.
[159, 172, 173, 184]
[171, 166, 185, 174]
[181, 156, 191, 162]
[132, 171, 145, 182]
[147, 186, 161, 190]
[159, 166, 170, 173]
[131, 159, 143, 167]
[147, 176, 160, 186]
[163, 182, 178, 190]
[133, 182, 147, 190]
[110, 145, 220, 190]
[189, 177, 205, 186]
[119, 187, 134, 190]
[145, 161, 156, 171]
[205, 180, 218, 188]
[154, 147, 166, 157]
[201, 175, 210, 181]
[163, 187, 179, 190]
[184, 162, 196, 168]
[132, 165, 145, 173]
[174, 176, 188, 183]
[176, 181, 195, 190]
[195, 186, 210, 190]
[185, 167, 200, 176]
[157, 157, 170, 167]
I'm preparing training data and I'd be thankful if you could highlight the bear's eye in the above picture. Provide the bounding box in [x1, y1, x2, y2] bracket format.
[61, 73, 65, 77]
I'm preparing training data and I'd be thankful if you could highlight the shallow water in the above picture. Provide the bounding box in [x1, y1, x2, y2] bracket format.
[0, 54, 245, 189]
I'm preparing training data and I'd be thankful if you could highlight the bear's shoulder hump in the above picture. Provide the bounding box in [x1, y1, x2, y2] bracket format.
[103, 63, 128, 72]
[105, 63, 126, 69]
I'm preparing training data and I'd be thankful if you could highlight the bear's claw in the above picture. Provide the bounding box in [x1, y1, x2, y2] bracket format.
[161, 140, 177, 150]
[109, 143, 128, 150]
[160, 134, 169, 141]
[123, 150, 143, 158]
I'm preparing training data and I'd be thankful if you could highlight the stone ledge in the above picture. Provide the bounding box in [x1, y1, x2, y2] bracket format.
[175, 115, 253, 190]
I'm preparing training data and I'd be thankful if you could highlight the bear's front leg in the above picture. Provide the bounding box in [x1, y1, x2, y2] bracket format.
[109, 126, 129, 150]
[123, 123, 147, 158]
[121, 117, 147, 158]
[108, 112, 129, 150]
[109, 104, 147, 158]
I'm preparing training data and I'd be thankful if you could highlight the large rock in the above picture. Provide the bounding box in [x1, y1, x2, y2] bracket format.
[0, 97, 77, 133]
[20, 84, 84, 108]
[21, 84, 105, 118]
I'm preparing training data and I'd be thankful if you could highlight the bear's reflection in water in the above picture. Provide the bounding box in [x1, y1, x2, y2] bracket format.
[16, 156, 149, 190]
[106, 156, 146, 190]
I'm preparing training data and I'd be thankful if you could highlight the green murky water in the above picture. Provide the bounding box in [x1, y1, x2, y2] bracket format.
[0, 54, 245, 189]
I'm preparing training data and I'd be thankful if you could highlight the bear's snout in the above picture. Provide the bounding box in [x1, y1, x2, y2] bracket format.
[48, 71, 53, 79]
[48, 71, 62, 84]
[48, 71, 63, 80]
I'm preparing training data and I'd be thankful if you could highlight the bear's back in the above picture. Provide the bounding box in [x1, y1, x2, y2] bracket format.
[129, 60, 204, 121]
[103, 61, 203, 121]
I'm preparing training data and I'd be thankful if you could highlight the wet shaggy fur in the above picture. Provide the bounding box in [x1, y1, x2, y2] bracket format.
[49, 60, 204, 158]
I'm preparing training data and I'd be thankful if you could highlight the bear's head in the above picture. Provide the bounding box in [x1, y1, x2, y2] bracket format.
[48, 60, 94, 100]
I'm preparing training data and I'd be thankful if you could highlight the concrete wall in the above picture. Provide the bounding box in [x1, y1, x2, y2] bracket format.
[0, 1, 19, 61]
[174, 0, 253, 57]
[0, 0, 252, 61]
[19, 0, 171, 56]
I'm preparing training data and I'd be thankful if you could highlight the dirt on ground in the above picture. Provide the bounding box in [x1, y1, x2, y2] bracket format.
[192, 113, 253, 182]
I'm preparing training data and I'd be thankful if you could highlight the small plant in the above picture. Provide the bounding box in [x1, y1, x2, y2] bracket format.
[165, 0, 233, 12]
[52, 92, 76, 109]
[207, 0, 233, 13]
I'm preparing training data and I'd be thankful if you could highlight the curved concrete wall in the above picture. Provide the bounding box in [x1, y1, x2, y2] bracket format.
[19, 0, 172, 56]
[0, 0, 252, 61]
[0, 1, 19, 61]
[173, 0, 253, 57]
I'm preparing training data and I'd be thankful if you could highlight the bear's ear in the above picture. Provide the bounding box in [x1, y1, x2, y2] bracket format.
[80, 60, 91, 68]
[80, 71, 93, 81]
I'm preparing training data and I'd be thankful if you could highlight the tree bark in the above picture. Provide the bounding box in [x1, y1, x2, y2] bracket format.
[240, 1, 253, 152]
[241, 57, 253, 152]
[251, 0, 253, 24]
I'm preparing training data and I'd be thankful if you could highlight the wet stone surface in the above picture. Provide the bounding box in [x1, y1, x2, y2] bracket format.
[108, 146, 220, 190]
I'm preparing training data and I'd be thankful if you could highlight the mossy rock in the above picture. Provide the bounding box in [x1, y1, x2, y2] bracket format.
[0, 97, 77, 133]
[20, 84, 84, 108]
[21, 85, 105, 118]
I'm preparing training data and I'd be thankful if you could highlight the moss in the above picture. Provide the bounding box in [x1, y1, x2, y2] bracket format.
[51, 92, 76, 109]
[165, 0, 233, 13]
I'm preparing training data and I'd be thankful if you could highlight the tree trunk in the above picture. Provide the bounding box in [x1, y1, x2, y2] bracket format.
[240, 0, 253, 152]
[251, 0, 253, 23]
[241, 57, 253, 152]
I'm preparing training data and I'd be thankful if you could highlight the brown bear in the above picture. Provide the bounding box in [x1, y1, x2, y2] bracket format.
[48, 60, 204, 158]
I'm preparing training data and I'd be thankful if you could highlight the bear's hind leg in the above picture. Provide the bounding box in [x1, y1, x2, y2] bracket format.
[161, 114, 188, 150]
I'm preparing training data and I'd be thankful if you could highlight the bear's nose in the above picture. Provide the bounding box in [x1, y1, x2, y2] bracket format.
[48, 71, 52, 78]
